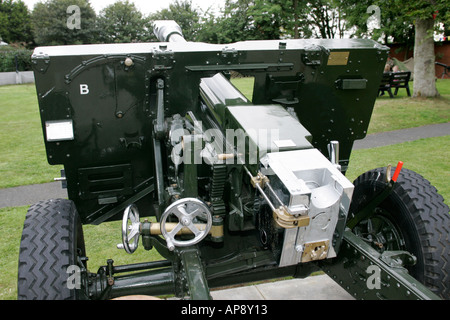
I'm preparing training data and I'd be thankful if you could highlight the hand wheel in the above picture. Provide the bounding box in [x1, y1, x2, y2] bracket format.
[118, 204, 141, 254]
[160, 198, 212, 251]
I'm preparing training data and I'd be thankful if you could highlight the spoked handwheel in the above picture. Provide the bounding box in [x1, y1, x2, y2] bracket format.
[348, 166, 450, 299]
[160, 198, 212, 251]
[118, 204, 141, 254]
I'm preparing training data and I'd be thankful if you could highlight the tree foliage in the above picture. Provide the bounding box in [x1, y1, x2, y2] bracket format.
[96, 0, 148, 43]
[0, 46, 33, 71]
[0, 0, 33, 44]
[291, 0, 347, 39]
[196, 0, 351, 43]
[342, 0, 449, 43]
[31, 0, 97, 46]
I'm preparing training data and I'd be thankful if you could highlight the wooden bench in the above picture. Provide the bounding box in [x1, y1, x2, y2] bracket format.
[436, 62, 449, 79]
[378, 71, 411, 98]
[392, 71, 411, 96]
[378, 72, 394, 98]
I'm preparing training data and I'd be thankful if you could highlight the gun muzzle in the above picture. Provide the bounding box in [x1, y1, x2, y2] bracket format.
[153, 20, 186, 43]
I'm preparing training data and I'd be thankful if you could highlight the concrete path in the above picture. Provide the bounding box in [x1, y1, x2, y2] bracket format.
[353, 122, 449, 150]
[0, 181, 67, 208]
[210, 274, 354, 300]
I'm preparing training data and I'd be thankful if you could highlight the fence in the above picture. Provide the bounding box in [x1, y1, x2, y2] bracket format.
[0, 71, 35, 86]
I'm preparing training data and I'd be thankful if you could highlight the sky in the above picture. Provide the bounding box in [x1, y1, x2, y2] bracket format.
[22, 0, 225, 15]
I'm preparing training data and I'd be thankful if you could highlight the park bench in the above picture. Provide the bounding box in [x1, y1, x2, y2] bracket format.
[435, 62, 449, 79]
[378, 71, 411, 98]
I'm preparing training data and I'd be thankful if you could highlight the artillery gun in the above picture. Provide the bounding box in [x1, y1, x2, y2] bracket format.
[18, 21, 449, 300]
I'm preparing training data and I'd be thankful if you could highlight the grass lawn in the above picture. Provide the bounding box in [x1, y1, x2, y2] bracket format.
[368, 80, 450, 133]
[0, 84, 62, 189]
[346, 136, 449, 206]
[0, 206, 163, 300]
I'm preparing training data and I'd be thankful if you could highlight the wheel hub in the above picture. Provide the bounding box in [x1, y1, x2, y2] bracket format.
[353, 211, 405, 253]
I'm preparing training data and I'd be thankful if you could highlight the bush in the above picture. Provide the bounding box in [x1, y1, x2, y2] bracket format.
[0, 47, 33, 72]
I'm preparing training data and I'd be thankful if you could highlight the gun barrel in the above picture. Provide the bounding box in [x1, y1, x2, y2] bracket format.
[153, 20, 186, 42]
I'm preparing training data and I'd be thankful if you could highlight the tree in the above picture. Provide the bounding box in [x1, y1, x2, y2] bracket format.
[31, 0, 97, 46]
[248, 0, 287, 40]
[0, 0, 33, 44]
[211, 0, 256, 43]
[147, 0, 201, 42]
[201, 0, 293, 43]
[96, 0, 148, 43]
[209, 0, 349, 42]
[404, 0, 449, 98]
[341, 0, 413, 43]
[298, 0, 347, 39]
[342, 0, 449, 98]
[195, 11, 225, 43]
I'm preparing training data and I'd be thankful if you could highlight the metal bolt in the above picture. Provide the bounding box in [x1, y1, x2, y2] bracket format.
[124, 57, 134, 67]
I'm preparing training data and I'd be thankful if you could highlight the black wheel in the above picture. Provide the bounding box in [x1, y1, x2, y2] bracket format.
[349, 167, 450, 300]
[18, 199, 87, 300]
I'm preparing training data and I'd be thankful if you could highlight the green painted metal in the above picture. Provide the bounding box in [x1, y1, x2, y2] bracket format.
[32, 38, 388, 223]
[320, 230, 441, 300]
[29, 22, 445, 301]
[346, 179, 396, 230]
[178, 248, 211, 300]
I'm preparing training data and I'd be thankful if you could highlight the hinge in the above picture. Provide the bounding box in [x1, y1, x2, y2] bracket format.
[31, 52, 50, 74]
[302, 45, 329, 67]
[151, 46, 175, 71]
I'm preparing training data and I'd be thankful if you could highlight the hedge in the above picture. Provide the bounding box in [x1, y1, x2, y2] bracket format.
[0, 48, 33, 72]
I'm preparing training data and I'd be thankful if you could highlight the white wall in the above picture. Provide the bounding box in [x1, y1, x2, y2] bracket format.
[0, 71, 35, 86]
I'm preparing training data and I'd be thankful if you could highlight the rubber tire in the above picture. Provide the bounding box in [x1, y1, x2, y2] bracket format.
[17, 199, 86, 300]
[349, 167, 450, 300]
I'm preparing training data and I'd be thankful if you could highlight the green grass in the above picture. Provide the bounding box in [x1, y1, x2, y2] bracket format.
[346, 136, 449, 206]
[368, 80, 450, 133]
[368, 96, 450, 134]
[231, 77, 255, 101]
[0, 206, 163, 300]
[0, 84, 62, 188]
[0, 206, 25, 300]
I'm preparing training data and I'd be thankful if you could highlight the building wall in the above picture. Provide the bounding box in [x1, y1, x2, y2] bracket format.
[387, 41, 450, 79]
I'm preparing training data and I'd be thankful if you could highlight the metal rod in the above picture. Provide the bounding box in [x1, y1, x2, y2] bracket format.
[265, 181, 285, 207]
[243, 165, 253, 179]
[110, 260, 172, 275]
[108, 267, 175, 299]
[256, 183, 277, 212]
[243, 166, 278, 212]
[153, 138, 165, 218]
